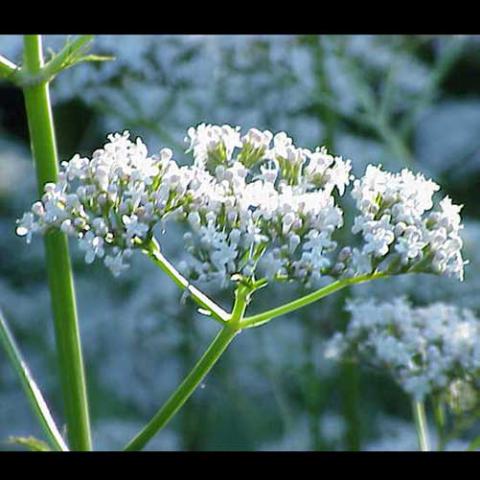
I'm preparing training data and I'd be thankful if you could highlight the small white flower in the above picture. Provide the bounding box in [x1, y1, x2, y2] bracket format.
[104, 252, 130, 276]
[16, 212, 36, 244]
[186, 123, 241, 166]
[122, 214, 149, 241]
[79, 231, 105, 264]
[241, 128, 273, 151]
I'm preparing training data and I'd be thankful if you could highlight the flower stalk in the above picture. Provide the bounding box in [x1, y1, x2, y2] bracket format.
[22, 35, 91, 451]
[412, 400, 431, 452]
[433, 398, 447, 451]
[143, 238, 229, 323]
[240, 272, 387, 329]
[124, 287, 248, 451]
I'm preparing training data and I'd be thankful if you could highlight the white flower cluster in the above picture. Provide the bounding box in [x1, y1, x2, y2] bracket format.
[180, 124, 352, 286]
[344, 165, 465, 280]
[17, 124, 465, 287]
[351, 220, 480, 312]
[16, 132, 188, 276]
[326, 298, 480, 401]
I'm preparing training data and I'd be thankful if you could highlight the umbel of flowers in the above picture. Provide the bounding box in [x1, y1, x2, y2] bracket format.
[325, 298, 480, 407]
[16, 123, 465, 290]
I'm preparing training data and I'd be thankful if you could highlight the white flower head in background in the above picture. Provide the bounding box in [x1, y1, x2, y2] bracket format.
[325, 298, 480, 403]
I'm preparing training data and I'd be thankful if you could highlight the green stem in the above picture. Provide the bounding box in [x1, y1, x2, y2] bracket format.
[124, 286, 249, 451]
[240, 272, 387, 329]
[412, 400, 431, 452]
[39, 35, 94, 84]
[124, 325, 239, 451]
[144, 238, 229, 323]
[229, 285, 250, 325]
[22, 35, 91, 451]
[432, 397, 446, 451]
[0, 54, 18, 79]
[0, 310, 68, 451]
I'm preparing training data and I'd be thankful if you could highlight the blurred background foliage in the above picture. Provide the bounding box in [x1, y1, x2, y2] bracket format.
[1, 34, 480, 450]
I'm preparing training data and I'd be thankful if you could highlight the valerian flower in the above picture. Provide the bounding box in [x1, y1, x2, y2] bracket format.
[325, 298, 480, 402]
[345, 165, 465, 280]
[16, 131, 187, 276]
[17, 124, 465, 287]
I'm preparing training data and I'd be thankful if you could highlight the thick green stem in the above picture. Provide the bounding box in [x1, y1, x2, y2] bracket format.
[22, 35, 91, 451]
[412, 400, 431, 452]
[124, 324, 238, 451]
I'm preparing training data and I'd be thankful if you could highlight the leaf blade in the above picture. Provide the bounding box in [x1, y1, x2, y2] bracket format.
[0, 309, 69, 451]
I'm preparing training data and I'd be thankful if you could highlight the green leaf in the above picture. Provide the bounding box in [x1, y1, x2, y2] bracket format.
[75, 54, 115, 64]
[8, 436, 52, 452]
[0, 309, 68, 451]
